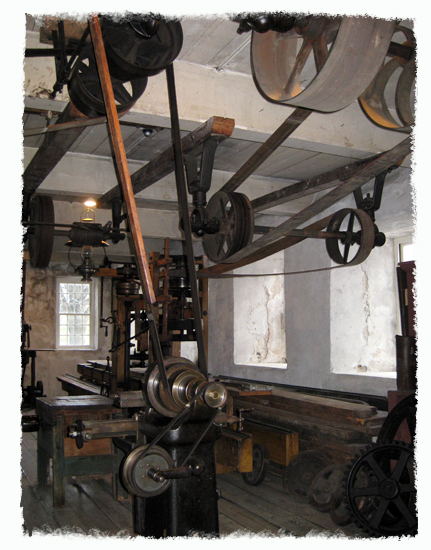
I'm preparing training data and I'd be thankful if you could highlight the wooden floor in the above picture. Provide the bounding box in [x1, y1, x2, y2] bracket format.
[21, 429, 367, 539]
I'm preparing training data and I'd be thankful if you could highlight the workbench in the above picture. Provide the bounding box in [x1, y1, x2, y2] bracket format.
[35, 395, 126, 507]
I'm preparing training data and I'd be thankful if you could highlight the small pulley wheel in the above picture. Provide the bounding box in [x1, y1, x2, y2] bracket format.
[143, 356, 201, 418]
[102, 16, 183, 80]
[330, 485, 352, 527]
[67, 45, 148, 118]
[203, 191, 254, 263]
[325, 208, 375, 266]
[308, 463, 346, 512]
[121, 444, 173, 498]
[242, 444, 270, 486]
[251, 16, 394, 112]
[28, 195, 55, 268]
[345, 442, 416, 536]
[282, 450, 331, 502]
[358, 25, 415, 133]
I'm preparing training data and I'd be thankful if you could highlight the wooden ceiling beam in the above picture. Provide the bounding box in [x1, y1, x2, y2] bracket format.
[98, 115, 235, 208]
[23, 102, 88, 196]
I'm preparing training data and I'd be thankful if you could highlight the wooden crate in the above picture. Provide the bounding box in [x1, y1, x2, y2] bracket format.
[215, 428, 253, 474]
[243, 422, 298, 467]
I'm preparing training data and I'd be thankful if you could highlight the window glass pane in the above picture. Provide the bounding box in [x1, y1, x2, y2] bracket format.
[57, 278, 94, 348]
[401, 242, 415, 262]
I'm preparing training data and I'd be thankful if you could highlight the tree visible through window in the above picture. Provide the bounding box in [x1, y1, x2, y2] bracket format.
[56, 278, 96, 349]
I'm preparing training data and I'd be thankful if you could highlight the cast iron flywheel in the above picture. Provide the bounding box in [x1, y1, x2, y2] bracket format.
[202, 191, 254, 263]
[344, 442, 417, 537]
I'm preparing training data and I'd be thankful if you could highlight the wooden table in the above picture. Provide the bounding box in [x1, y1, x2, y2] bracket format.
[35, 395, 126, 507]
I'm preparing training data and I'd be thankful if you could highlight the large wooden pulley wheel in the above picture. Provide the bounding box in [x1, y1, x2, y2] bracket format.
[359, 25, 415, 133]
[202, 191, 254, 263]
[325, 208, 375, 266]
[251, 16, 395, 112]
[28, 195, 55, 268]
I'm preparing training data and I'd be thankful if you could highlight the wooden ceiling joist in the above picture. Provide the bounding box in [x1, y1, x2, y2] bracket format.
[199, 137, 411, 276]
[98, 115, 235, 207]
[23, 102, 88, 195]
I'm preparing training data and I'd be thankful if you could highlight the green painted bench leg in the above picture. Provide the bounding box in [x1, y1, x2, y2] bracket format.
[52, 416, 65, 508]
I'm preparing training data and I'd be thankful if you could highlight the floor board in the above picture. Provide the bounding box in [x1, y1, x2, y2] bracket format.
[20, 430, 367, 539]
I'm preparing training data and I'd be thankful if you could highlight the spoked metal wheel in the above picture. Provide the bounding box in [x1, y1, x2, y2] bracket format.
[251, 16, 394, 112]
[308, 463, 346, 512]
[359, 24, 416, 133]
[202, 191, 254, 263]
[282, 450, 331, 502]
[68, 45, 148, 118]
[377, 393, 416, 445]
[345, 442, 417, 537]
[102, 15, 183, 79]
[325, 208, 375, 266]
[242, 444, 270, 486]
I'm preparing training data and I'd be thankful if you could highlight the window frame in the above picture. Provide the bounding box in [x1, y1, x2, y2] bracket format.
[55, 276, 99, 350]
[393, 235, 414, 336]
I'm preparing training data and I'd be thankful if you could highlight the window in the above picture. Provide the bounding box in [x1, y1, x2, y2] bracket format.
[56, 277, 98, 349]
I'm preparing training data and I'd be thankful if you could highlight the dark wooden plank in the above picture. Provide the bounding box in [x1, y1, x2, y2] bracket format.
[69, 477, 133, 534]
[218, 511, 246, 535]
[218, 497, 281, 534]
[261, 473, 364, 537]
[21, 485, 58, 535]
[217, 474, 320, 536]
[95, 477, 133, 513]
[21, 443, 38, 485]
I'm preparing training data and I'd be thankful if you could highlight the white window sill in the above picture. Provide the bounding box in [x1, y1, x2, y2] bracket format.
[235, 363, 288, 370]
[333, 370, 396, 378]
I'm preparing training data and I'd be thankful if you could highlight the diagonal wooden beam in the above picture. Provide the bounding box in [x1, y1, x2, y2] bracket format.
[23, 102, 88, 195]
[219, 107, 312, 194]
[98, 116, 235, 207]
[200, 137, 411, 275]
[251, 154, 381, 214]
[88, 14, 156, 307]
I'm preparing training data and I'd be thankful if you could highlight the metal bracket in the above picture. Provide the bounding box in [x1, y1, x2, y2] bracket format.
[184, 138, 219, 208]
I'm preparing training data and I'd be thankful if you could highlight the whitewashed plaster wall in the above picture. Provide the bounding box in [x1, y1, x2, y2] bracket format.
[208, 167, 414, 396]
[233, 252, 286, 367]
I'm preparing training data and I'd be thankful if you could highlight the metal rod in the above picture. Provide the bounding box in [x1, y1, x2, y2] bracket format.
[220, 107, 312, 193]
[165, 63, 208, 378]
